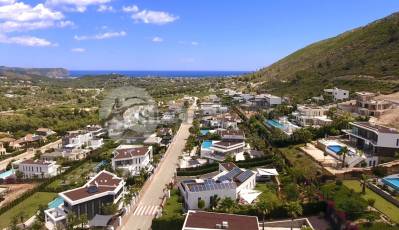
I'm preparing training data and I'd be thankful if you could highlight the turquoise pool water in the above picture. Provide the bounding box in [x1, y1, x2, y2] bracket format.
[48, 197, 64, 209]
[0, 169, 15, 179]
[200, 129, 209, 136]
[266, 119, 284, 129]
[201, 140, 213, 149]
[382, 177, 399, 191]
[327, 145, 343, 154]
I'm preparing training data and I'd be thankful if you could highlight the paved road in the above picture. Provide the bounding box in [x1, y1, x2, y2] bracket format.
[0, 139, 61, 170]
[121, 99, 196, 230]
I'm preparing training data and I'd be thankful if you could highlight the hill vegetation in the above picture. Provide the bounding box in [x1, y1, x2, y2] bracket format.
[241, 12, 399, 101]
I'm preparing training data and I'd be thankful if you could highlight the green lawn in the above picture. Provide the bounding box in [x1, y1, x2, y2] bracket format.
[162, 189, 183, 219]
[0, 192, 57, 229]
[46, 161, 97, 191]
[279, 145, 322, 179]
[255, 183, 279, 201]
[343, 180, 399, 223]
[152, 189, 184, 230]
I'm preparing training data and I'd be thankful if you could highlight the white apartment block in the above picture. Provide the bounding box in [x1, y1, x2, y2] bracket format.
[18, 159, 59, 179]
[111, 145, 153, 175]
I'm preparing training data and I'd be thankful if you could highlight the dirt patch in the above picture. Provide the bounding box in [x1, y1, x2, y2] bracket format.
[0, 183, 38, 208]
[373, 108, 399, 129]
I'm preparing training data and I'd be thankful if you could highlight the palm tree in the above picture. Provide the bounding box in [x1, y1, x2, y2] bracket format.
[209, 195, 220, 211]
[337, 146, 349, 168]
[256, 198, 275, 230]
[285, 201, 303, 230]
[17, 211, 26, 227]
[66, 213, 78, 230]
[78, 214, 88, 229]
[361, 174, 368, 194]
[218, 197, 236, 213]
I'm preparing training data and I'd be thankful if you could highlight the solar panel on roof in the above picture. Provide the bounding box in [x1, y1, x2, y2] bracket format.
[236, 170, 254, 183]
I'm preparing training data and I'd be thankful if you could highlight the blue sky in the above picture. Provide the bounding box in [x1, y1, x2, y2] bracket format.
[1, 0, 399, 71]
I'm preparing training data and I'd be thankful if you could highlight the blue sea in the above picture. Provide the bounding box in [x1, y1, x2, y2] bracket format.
[69, 70, 250, 78]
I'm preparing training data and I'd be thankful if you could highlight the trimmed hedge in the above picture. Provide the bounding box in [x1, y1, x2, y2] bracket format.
[176, 163, 218, 176]
[152, 217, 184, 230]
[176, 156, 275, 176]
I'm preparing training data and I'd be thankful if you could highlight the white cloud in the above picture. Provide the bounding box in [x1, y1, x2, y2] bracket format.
[0, 2, 64, 22]
[0, 33, 56, 46]
[58, 20, 74, 28]
[179, 41, 199, 46]
[74, 31, 126, 40]
[131, 10, 178, 25]
[0, 0, 15, 5]
[122, 5, 138, 13]
[97, 4, 113, 12]
[0, 20, 54, 32]
[46, 0, 111, 12]
[0, 19, 73, 33]
[152, 36, 163, 43]
[71, 47, 85, 52]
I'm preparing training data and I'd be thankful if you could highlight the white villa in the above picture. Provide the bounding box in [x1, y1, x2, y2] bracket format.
[18, 159, 59, 179]
[343, 122, 399, 166]
[178, 163, 256, 210]
[292, 105, 332, 127]
[45, 171, 125, 230]
[62, 130, 103, 150]
[324, 87, 349, 101]
[111, 145, 153, 175]
[201, 140, 246, 162]
[200, 102, 228, 116]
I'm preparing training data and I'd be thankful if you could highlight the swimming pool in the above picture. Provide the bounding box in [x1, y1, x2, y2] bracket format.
[266, 119, 284, 129]
[0, 169, 15, 179]
[201, 140, 213, 149]
[48, 197, 64, 209]
[382, 177, 399, 191]
[327, 145, 343, 154]
[200, 129, 209, 136]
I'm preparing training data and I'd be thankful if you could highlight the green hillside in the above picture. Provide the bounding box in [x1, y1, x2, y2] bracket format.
[245, 12, 399, 101]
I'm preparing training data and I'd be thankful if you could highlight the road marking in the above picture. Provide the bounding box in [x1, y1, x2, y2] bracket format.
[133, 205, 159, 216]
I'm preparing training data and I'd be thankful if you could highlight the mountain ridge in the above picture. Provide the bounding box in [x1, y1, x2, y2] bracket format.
[244, 12, 399, 100]
[0, 66, 69, 79]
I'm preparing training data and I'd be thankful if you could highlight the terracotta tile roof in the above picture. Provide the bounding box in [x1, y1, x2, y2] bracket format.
[61, 171, 123, 202]
[184, 211, 259, 230]
[217, 130, 244, 136]
[63, 186, 116, 201]
[114, 147, 150, 159]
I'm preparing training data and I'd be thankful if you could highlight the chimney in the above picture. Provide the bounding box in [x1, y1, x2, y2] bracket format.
[222, 221, 229, 229]
[215, 224, 222, 229]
